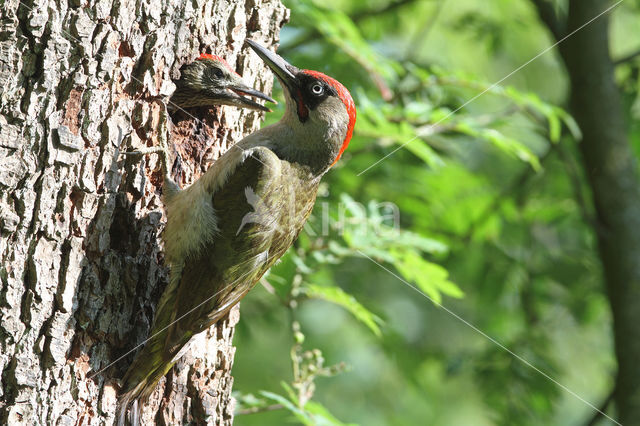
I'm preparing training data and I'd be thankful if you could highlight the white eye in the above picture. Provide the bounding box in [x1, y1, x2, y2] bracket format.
[311, 83, 324, 96]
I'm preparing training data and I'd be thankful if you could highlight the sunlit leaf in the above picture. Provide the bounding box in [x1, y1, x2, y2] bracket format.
[390, 249, 464, 304]
[456, 125, 541, 170]
[305, 401, 359, 426]
[233, 392, 270, 413]
[260, 391, 312, 424]
[303, 283, 384, 336]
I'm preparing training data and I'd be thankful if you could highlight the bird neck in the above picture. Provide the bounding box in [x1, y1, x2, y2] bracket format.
[243, 109, 342, 176]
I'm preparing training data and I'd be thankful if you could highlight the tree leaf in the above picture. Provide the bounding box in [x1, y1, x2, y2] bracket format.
[390, 249, 464, 305]
[303, 284, 384, 337]
[305, 400, 359, 426]
[259, 391, 313, 424]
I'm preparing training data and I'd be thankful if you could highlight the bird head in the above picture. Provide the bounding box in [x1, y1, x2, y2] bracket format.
[171, 53, 276, 111]
[247, 40, 356, 169]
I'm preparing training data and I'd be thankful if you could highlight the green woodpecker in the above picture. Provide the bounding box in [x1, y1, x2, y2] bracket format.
[117, 40, 356, 425]
[170, 53, 275, 111]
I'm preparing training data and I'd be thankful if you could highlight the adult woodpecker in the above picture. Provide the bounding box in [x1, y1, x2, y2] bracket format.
[117, 40, 356, 425]
[169, 53, 275, 111]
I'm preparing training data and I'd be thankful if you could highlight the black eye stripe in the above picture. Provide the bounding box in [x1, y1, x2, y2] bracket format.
[208, 66, 224, 79]
[294, 75, 338, 116]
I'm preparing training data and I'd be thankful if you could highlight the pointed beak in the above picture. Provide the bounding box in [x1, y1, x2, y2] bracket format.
[246, 40, 299, 93]
[228, 82, 276, 112]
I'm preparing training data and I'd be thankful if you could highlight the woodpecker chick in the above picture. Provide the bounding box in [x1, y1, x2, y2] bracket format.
[117, 40, 356, 425]
[123, 53, 275, 186]
[169, 53, 276, 111]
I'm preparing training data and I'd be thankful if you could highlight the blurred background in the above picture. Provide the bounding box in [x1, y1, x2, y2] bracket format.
[231, 1, 640, 425]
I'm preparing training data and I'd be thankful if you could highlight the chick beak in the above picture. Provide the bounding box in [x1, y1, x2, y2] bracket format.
[227, 82, 276, 112]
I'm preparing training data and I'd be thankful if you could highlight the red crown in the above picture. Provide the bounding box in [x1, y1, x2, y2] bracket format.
[197, 53, 239, 76]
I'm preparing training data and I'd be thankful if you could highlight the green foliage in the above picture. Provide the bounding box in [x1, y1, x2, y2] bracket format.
[290, 0, 400, 85]
[391, 249, 463, 304]
[234, 0, 638, 425]
[301, 284, 383, 337]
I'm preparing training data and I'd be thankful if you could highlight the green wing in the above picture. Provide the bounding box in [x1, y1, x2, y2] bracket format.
[120, 146, 318, 403]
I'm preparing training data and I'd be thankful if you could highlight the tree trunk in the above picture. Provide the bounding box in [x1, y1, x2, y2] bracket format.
[0, 0, 288, 424]
[533, 0, 640, 423]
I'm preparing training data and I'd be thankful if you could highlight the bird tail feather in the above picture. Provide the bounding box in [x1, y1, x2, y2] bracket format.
[115, 353, 177, 426]
[116, 383, 142, 426]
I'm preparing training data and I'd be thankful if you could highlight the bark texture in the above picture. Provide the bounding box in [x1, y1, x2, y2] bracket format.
[0, 0, 288, 424]
[533, 0, 640, 423]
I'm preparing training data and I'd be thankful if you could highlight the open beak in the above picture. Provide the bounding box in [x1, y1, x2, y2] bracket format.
[227, 83, 276, 112]
[246, 39, 299, 95]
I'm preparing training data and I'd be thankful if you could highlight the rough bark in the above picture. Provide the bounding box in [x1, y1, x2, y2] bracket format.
[532, 0, 640, 423]
[0, 0, 288, 424]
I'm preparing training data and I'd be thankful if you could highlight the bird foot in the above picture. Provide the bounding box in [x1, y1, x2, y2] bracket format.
[120, 144, 181, 198]
[121, 145, 167, 156]
[120, 145, 171, 174]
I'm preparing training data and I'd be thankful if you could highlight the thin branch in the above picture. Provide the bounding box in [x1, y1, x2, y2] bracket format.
[236, 404, 284, 416]
[614, 47, 640, 66]
[463, 148, 553, 240]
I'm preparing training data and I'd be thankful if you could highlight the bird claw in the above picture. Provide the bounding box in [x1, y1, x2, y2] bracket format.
[121, 147, 166, 156]
[120, 145, 172, 177]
